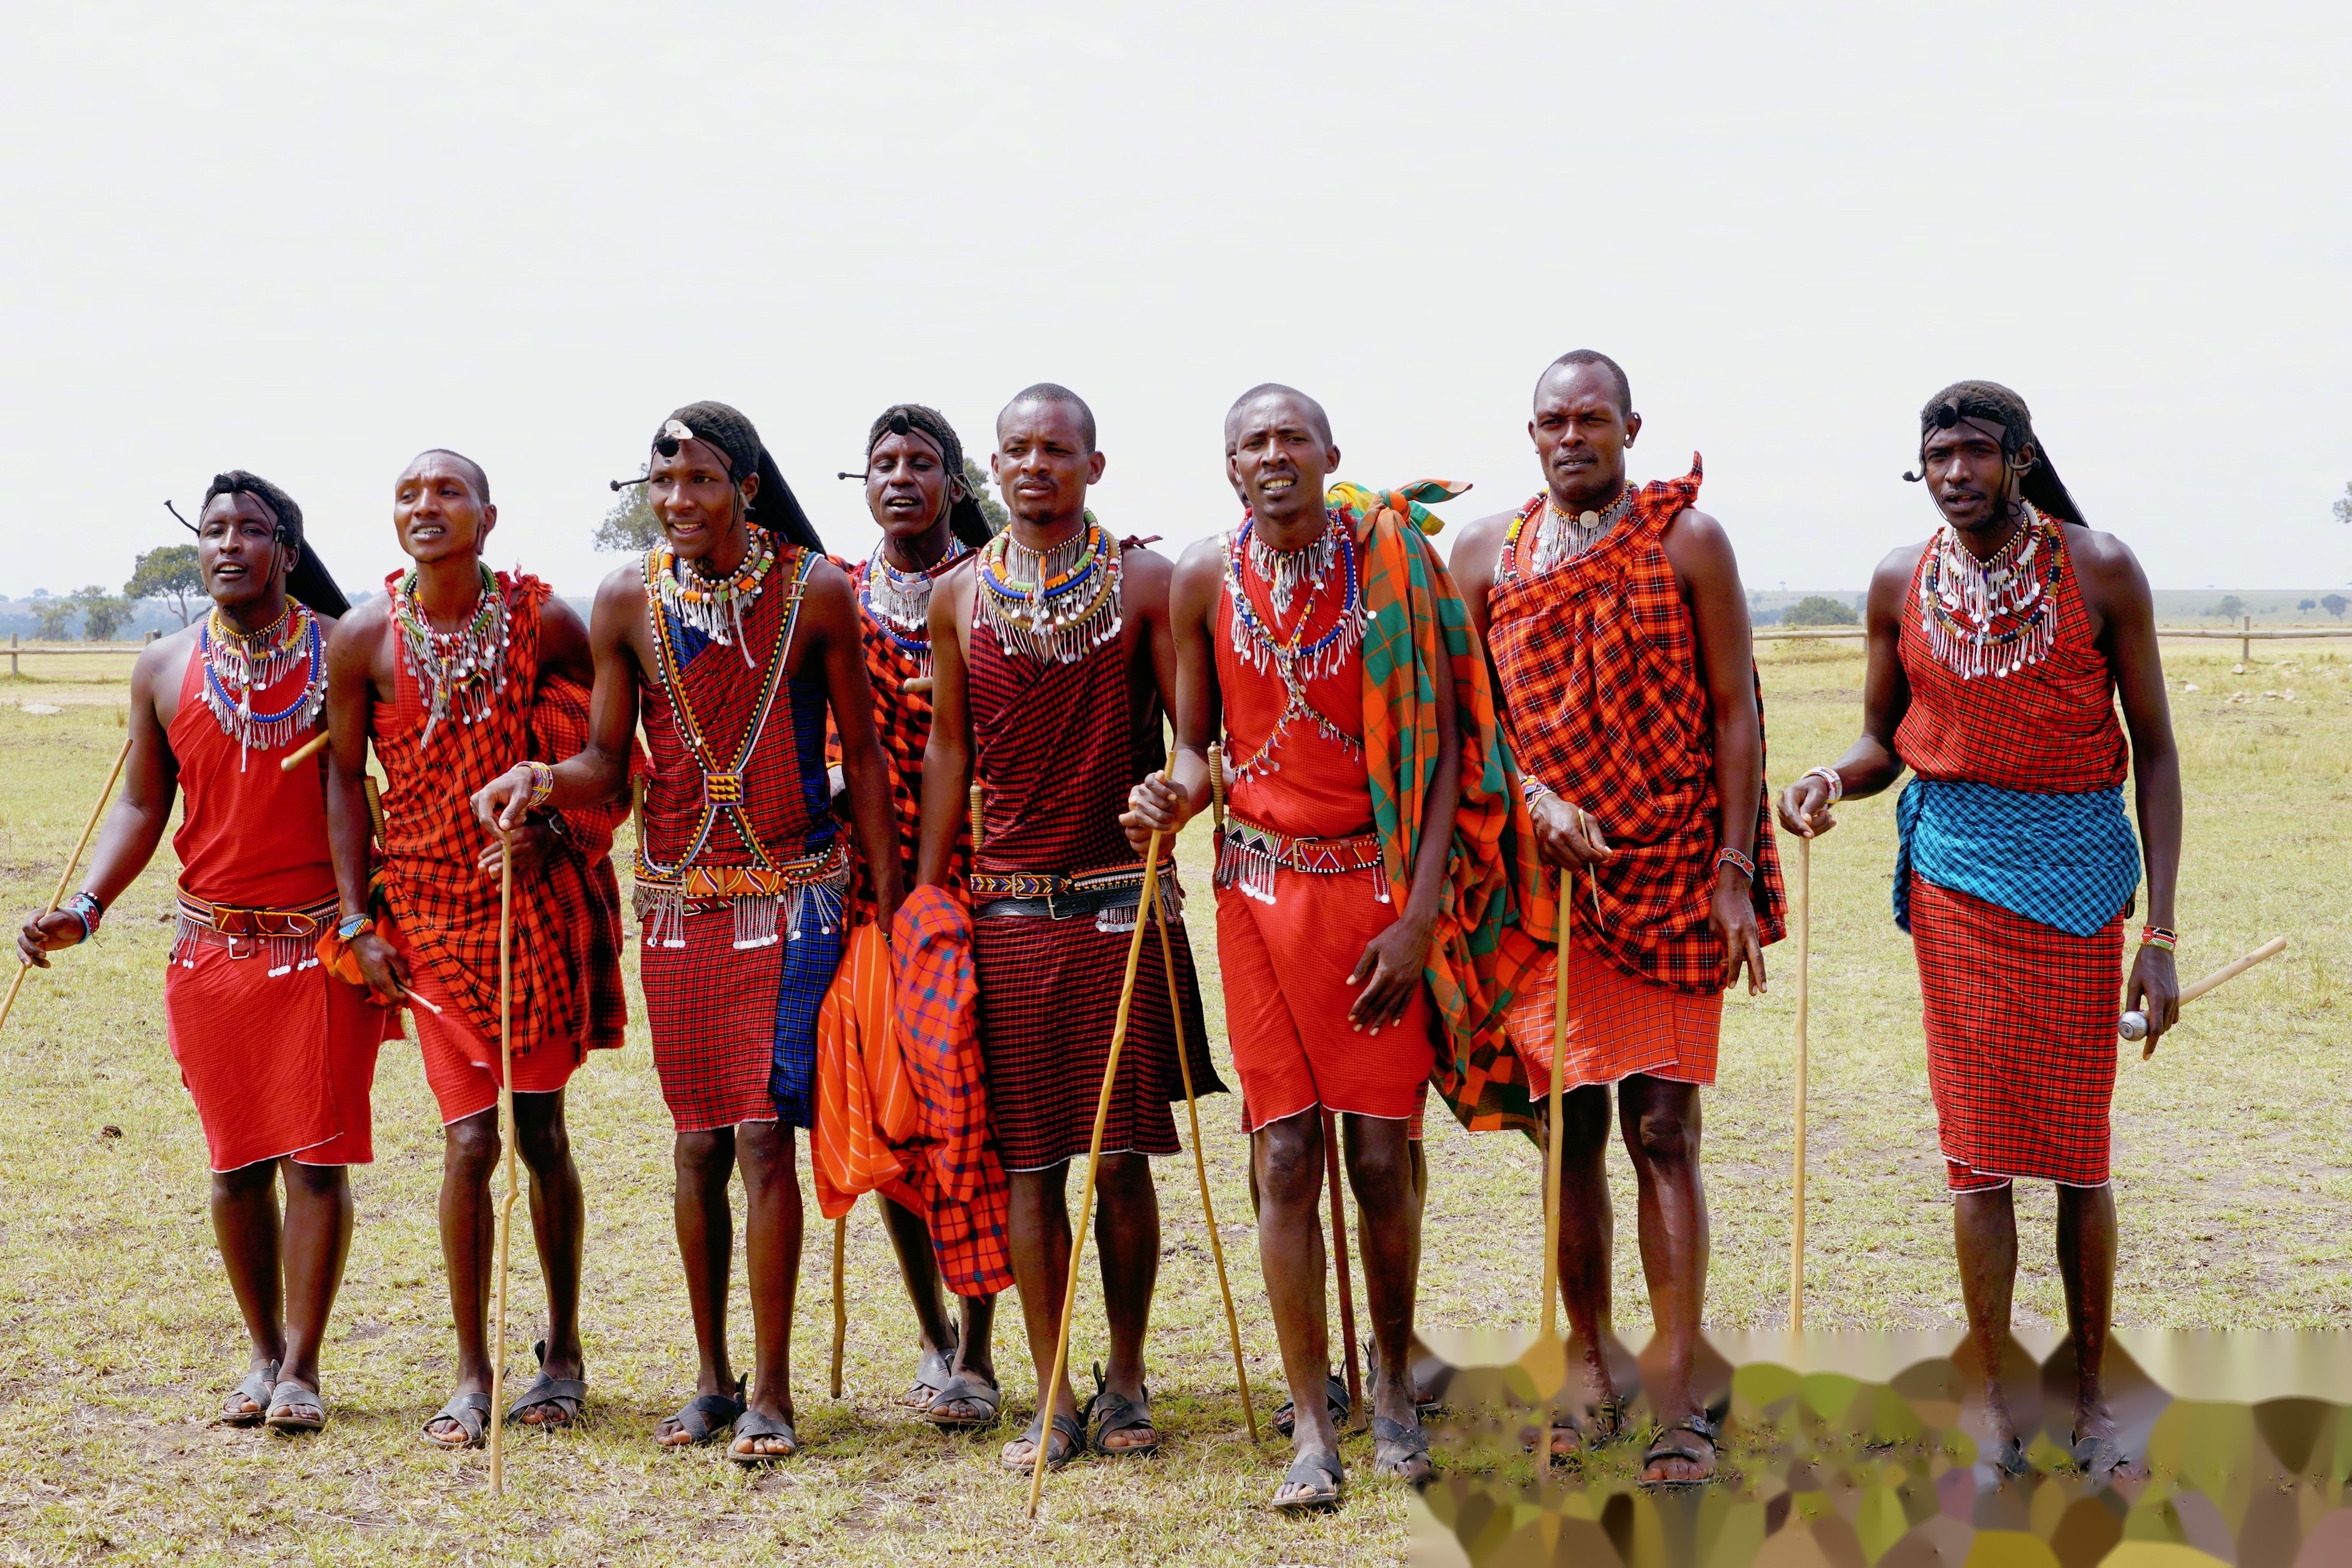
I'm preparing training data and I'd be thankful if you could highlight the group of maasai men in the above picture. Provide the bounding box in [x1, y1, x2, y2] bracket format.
[17, 352, 2183, 1505]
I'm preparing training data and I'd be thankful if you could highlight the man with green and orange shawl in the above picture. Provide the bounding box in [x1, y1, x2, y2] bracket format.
[1125, 383, 1543, 1505]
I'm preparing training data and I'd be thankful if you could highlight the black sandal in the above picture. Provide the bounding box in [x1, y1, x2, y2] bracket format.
[904, 1342, 953, 1410]
[220, 1361, 280, 1427]
[1270, 1450, 1345, 1511]
[2069, 1430, 2132, 1479]
[1272, 1373, 1351, 1439]
[1000, 1409, 1086, 1471]
[1371, 1415, 1433, 1482]
[728, 1409, 798, 1464]
[506, 1340, 587, 1430]
[264, 1380, 325, 1435]
[656, 1379, 745, 1448]
[1640, 1412, 1721, 1487]
[422, 1390, 491, 1449]
[927, 1371, 1002, 1430]
[1087, 1362, 1159, 1457]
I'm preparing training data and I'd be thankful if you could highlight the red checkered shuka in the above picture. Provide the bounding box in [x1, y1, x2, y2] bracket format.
[888, 886, 1014, 1296]
[1894, 522, 2129, 793]
[1484, 458, 1786, 994]
[834, 556, 965, 922]
[964, 579, 1223, 1171]
[372, 571, 627, 1066]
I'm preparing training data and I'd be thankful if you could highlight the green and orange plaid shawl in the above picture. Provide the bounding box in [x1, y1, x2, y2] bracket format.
[1332, 481, 1549, 1138]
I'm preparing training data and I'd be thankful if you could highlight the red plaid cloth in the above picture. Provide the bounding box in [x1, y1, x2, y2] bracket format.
[1895, 523, 2129, 792]
[640, 915, 787, 1131]
[835, 556, 965, 922]
[966, 596, 1224, 1170]
[373, 571, 628, 1069]
[888, 888, 1014, 1296]
[1485, 458, 1786, 994]
[1910, 875, 2122, 1189]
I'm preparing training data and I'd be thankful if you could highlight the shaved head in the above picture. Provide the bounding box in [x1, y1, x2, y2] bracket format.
[407, 447, 491, 504]
[1224, 383, 1332, 449]
[999, 383, 1096, 453]
[1536, 350, 1632, 418]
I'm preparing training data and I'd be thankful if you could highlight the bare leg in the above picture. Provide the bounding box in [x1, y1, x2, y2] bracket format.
[210, 1159, 285, 1417]
[657, 1126, 739, 1443]
[731, 1119, 801, 1456]
[880, 1193, 998, 1418]
[1091, 1152, 1161, 1451]
[1255, 1110, 1337, 1500]
[1620, 1075, 1713, 1482]
[1345, 1114, 1430, 1482]
[424, 1109, 499, 1443]
[277, 1159, 354, 1394]
[1001, 1162, 1079, 1466]
[510, 1090, 587, 1421]
[1547, 1082, 1618, 1453]
[2056, 1181, 2121, 1448]
[1954, 1182, 2021, 1457]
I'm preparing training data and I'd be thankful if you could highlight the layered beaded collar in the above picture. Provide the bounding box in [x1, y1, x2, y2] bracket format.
[1920, 502, 2060, 680]
[975, 515, 1122, 664]
[860, 534, 971, 672]
[651, 524, 778, 666]
[198, 601, 325, 768]
[390, 562, 510, 752]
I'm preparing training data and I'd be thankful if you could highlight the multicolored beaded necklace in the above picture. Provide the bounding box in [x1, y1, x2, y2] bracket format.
[860, 534, 971, 674]
[975, 515, 1122, 664]
[651, 522, 778, 665]
[1502, 486, 1636, 580]
[390, 561, 511, 752]
[1222, 507, 1364, 785]
[1920, 502, 2060, 680]
[198, 602, 325, 769]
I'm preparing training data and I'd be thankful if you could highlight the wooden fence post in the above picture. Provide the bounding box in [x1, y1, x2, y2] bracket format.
[2240, 615, 2251, 663]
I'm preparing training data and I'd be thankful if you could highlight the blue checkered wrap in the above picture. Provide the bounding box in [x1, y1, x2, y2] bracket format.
[769, 896, 845, 1130]
[1893, 778, 2139, 939]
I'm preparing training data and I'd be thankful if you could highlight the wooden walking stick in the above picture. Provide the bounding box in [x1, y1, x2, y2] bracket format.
[1789, 835, 1811, 1332]
[830, 1212, 849, 1399]
[1027, 843, 1165, 1519]
[0, 731, 133, 1035]
[278, 729, 329, 772]
[2121, 935, 2289, 1056]
[1152, 877, 1259, 1443]
[486, 827, 521, 1495]
[1322, 1110, 1363, 1425]
[1531, 863, 1572, 1402]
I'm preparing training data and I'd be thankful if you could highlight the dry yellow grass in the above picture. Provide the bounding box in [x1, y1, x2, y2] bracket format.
[0, 636, 2342, 1565]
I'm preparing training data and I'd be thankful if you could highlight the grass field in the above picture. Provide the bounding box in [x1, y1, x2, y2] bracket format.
[0, 638, 2343, 1566]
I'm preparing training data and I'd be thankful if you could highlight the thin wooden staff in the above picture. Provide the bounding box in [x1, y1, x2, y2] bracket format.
[1789, 835, 1811, 1332]
[278, 729, 329, 772]
[830, 1212, 849, 1399]
[2121, 935, 2288, 1057]
[1322, 1110, 1362, 1426]
[1152, 871, 1257, 1443]
[486, 827, 520, 1495]
[1536, 862, 1572, 1393]
[0, 732, 133, 1035]
[903, 676, 935, 695]
[1027, 842, 1164, 1519]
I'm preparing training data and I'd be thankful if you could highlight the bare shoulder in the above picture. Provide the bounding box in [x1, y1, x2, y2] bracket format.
[1874, 538, 1930, 592]
[2061, 524, 2144, 589]
[134, 623, 198, 690]
[1174, 535, 1224, 586]
[1449, 508, 1517, 568]
[1660, 505, 1734, 559]
[592, 558, 648, 618]
[327, 594, 389, 651]
[539, 589, 589, 641]
[802, 552, 855, 607]
[1119, 540, 1175, 613]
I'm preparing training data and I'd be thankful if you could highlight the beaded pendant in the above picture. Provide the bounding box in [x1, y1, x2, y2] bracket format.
[651, 525, 778, 665]
[975, 517, 1122, 664]
[1221, 508, 1365, 786]
[199, 603, 325, 769]
[1920, 504, 2059, 680]
[1504, 487, 1636, 580]
[392, 562, 511, 751]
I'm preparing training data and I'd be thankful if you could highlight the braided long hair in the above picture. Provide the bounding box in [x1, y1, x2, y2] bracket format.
[200, 470, 352, 615]
[1905, 380, 2087, 527]
[652, 400, 825, 553]
[866, 404, 994, 548]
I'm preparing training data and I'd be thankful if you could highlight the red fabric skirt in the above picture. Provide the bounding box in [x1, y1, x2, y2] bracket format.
[165, 947, 388, 1172]
[1909, 874, 2123, 1190]
[640, 909, 787, 1134]
[405, 957, 580, 1124]
[1504, 933, 1722, 1091]
[972, 907, 1221, 1172]
[1216, 874, 1432, 1133]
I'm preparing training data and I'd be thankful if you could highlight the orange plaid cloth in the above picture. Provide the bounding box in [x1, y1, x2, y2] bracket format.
[813, 922, 919, 1213]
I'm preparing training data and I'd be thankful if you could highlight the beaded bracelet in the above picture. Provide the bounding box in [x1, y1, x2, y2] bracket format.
[524, 760, 556, 814]
[337, 912, 375, 943]
[1520, 775, 1556, 807]
[1715, 845, 1756, 882]
[1801, 765, 1845, 806]
[2139, 925, 2178, 952]
[63, 891, 104, 943]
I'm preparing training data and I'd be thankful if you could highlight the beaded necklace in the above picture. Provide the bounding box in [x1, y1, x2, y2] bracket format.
[1503, 486, 1636, 580]
[391, 561, 511, 752]
[1920, 502, 2059, 680]
[1222, 507, 1364, 785]
[975, 515, 1122, 664]
[860, 534, 971, 674]
[650, 522, 777, 665]
[198, 602, 325, 769]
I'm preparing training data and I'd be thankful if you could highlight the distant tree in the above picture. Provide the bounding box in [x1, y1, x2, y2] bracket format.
[2335, 482, 2351, 526]
[2325, 594, 2348, 621]
[593, 482, 660, 553]
[963, 458, 1009, 535]
[126, 543, 205, 625]
[2209, 594, 2246, 620]
[2299, 599, 2318, 611]
[1782, 594, 1860, 628]
[71, 585, 133, 641]
[31, 596, 75, 639]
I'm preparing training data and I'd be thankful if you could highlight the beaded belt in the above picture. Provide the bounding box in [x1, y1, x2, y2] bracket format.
[171, 888, 337, 975]
[633, 838, 852, 951]
[970, 860, 1181, 931]
[1213, 814, 1388, 906]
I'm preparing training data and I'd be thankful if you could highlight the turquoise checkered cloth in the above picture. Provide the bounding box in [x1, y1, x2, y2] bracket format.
[1893, 778, 2139, 938]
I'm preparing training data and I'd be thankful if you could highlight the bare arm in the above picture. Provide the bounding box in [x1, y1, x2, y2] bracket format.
[1120, 542, 1223, 846]
[1662, 507, 1766, 994]
[1777, 543, 1923, 837]
[16, 639, 184, 965]
[803, 561, 904, 929]
[913, 564, 975, 889]
[538, 592, 597, 688]
[321, 602, 409, 1002]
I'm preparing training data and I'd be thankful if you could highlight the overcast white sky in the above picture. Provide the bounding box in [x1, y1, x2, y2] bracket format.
[4, 1, 2346, 603]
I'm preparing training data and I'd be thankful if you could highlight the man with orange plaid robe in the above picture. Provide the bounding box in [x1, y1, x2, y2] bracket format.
[326, 450, 628, 1448]
[1456, 351, 1783, 1486]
